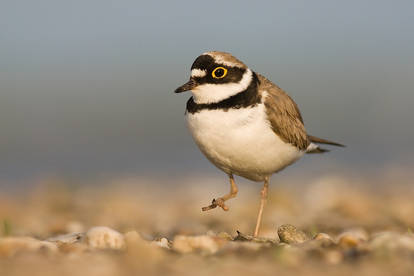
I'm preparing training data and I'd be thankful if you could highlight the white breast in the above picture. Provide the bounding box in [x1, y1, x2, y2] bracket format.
[186, 103, 304, 181]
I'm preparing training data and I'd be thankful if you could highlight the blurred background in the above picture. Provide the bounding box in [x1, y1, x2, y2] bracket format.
[1, 0, 413, 184]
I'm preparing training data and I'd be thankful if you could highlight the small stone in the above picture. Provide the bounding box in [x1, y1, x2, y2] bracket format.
[313, 233, 335, 247]
[85, 226, 125, 250]
[151, 237, 170, 249]
[314, 233, 333, 241]
[47, 232, 84, 244]
[277, 224, 308, 244]
[297, 233, 335, 251]
[337, 228, 368, 249]
[172, 235, 225, 254]
[338, 235, 359, 248]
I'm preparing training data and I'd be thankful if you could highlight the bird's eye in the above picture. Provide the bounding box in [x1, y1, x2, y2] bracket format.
[212, 67, 227, 79]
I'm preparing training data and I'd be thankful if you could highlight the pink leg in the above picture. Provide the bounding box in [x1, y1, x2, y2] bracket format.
[202, 174, 238, 211]
[254, 177, 269, 237]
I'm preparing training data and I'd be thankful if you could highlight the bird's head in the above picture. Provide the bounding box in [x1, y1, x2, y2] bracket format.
[175, 51, 253, 104]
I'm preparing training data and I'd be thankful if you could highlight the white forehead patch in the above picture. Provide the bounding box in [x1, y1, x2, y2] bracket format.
[191, 69, 207, 78]
[202, 52, 240, 67]
[211, 56, 239, 67]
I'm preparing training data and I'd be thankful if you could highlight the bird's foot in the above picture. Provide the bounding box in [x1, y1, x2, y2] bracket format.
[202, 197, 229, 211]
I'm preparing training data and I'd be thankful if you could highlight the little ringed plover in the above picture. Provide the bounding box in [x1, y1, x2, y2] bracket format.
[175, 51, 344, 237]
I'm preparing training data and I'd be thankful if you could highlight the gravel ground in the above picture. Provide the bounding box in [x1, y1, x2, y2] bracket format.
[1, 170, 414, 276]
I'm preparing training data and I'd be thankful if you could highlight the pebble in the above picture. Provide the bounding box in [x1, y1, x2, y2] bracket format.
[313, 233, 335, 247]
[277, 224, 308, 244]
[47, 232, 88, 255]
[297, 233, 335, 253]
[151, 237, 170, 249]
[172, 235, 225, 254]
[47, 232, 84, 244]
[337, 228, 368, 249]
[85, 226, 125, 250]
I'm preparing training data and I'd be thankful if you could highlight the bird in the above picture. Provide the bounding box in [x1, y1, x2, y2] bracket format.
[174, 51, 344, 237]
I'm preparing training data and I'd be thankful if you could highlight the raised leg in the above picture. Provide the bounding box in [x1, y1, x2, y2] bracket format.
[253, 177, 269, 237]
[202, 174, 238, 211]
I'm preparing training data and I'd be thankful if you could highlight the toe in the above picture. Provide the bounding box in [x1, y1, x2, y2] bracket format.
[214, 198, 229, 211]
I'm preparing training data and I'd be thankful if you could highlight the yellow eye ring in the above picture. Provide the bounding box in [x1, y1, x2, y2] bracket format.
[212, 67, 228, 79]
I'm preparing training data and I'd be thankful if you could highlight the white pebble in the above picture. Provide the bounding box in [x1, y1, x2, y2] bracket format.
[173, 235, 220, 254]
[85, 226, 125, 250]
[151, 238, 170, 249]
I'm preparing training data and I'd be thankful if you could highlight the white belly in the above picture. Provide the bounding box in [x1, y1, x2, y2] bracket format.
[186, 104, 304, 181]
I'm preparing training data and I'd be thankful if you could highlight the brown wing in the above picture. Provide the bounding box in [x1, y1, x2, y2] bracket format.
[258, 74, 310, 151]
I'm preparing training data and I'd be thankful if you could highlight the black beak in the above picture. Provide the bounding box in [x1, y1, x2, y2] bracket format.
[174, 79, 197, 93]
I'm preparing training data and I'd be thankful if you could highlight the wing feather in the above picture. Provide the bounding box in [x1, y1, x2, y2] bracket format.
[258, 74, 310, 151]
[308, 135, 345, 147]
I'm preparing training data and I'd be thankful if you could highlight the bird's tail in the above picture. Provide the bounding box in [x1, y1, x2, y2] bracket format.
[306, 135, 345, 154]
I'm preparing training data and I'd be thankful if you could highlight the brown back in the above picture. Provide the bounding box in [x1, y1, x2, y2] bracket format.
[259, 74, 310, 150]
